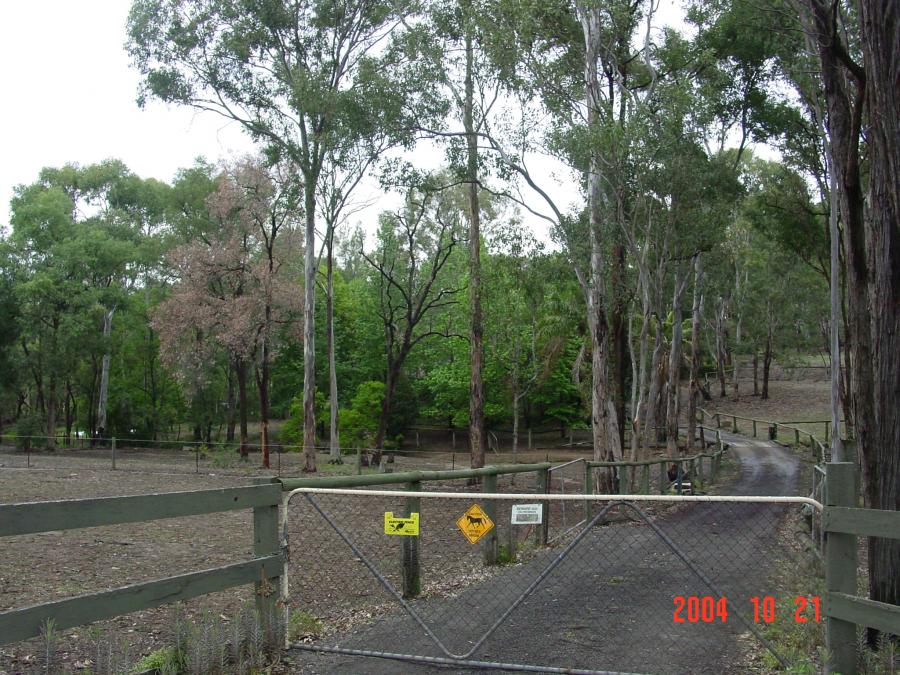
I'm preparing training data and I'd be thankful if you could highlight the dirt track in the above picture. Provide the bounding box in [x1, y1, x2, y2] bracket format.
[289, 433, 805, 674]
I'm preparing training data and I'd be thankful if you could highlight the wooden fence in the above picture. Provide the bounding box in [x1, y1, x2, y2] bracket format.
[0, 480, 283, 646]
[823, 462, 900, 674]
[699, 407, 829, 463]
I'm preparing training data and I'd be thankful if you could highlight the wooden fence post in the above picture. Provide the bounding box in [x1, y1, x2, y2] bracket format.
[732, 415, 738, 433]
[402, 480, 421, 597]
[253, 481, 281, 625]
[752, 420, 757, 438]
[584, 462, 593, 519]
[795, 428, 801, 446]
[659, 462, 667, 494]
[768, 424, 777, 441]
[825, 462, 858, 675]
[111, 437, 116, 470]
[482, 474, 498, 565]
[536, 468, 549, 546]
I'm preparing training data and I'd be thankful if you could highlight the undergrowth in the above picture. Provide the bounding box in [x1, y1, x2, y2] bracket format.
[37, 603, 285, 674]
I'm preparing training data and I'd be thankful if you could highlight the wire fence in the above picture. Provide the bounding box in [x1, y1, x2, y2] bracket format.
[282, 488, 822, 674]
[0, 435, 454, 478]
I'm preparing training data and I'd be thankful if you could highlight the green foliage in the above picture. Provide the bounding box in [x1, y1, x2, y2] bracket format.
[288, 611, 324, 641]
[131, 647, 178, 673]
[14, 414, 43, 450]
[279, 396, 304, 450]
[341, 381, 385, 449]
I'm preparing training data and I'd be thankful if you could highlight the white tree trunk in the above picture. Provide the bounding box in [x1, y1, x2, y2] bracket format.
[327, 229, 341, 463]
[580, 5, 621, 480]
[687, 255, 703, 450]
[97, 307, 115, 436]
[666, 267, 689, 460]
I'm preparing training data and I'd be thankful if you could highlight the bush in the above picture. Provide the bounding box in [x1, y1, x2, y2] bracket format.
[340, 381, 385, 450]
[14, 414, 42, 451]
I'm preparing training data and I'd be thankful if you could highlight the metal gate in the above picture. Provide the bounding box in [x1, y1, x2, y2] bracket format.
[281, 489, 822, 674]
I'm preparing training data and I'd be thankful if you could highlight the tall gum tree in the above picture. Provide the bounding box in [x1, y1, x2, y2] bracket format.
[791, 0, 899, 632]
[128, 0, 444, 471]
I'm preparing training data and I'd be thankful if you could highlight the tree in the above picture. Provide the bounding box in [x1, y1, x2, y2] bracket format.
[211, 157, 303, 467]
[155, 160, 301, 462]
[9, 162, 146, 448]
[128, 0, 443, 472]
[792, 0, 900, 630]
[363, 184, 463, 462]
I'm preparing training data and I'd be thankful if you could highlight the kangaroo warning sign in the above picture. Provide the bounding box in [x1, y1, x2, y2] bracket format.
[384, 512, 420, 536]
[456, 504, 494, 544]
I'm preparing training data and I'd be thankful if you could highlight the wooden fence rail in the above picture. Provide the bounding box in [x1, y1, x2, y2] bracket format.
[0, 481, 283, 646]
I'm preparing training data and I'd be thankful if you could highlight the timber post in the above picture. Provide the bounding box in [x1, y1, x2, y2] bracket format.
[482, 474, 498, 565]
[824, 462, 858, 675]
[535, 467, 549, 546]
[583, 462, 594, 519]
[253, 478, 281, 625]
[402, 480, 421, 597]
[111, 437, 116, 470]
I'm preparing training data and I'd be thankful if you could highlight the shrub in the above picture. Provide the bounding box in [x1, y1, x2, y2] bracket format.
[14, 414, 42, 451]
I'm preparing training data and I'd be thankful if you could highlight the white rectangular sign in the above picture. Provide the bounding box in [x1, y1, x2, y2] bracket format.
[511, 503, 543, 525]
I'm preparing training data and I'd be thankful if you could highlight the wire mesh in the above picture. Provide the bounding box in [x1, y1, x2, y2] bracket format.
[284, 491, 821, 674]
[548, 459, 587, 543]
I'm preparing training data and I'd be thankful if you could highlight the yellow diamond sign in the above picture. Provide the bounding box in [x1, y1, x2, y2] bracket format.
[456, 504, 494, 544]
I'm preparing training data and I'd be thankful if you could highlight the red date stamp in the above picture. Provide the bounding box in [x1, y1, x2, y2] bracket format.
[673, 596, 820, 624]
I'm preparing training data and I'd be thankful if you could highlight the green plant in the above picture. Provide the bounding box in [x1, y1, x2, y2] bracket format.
[39, 618, 58, 675]
[289, 611, 324, 641]
[496, 544, 516, 565]
[132, 647, 178, 673]
[14, 414, 42, 451]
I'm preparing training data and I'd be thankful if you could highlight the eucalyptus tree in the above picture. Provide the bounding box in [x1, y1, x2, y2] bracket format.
[212, 157, 303, 467]
[0, 244, 20, 441]
[775, 0, 900, 621]
[413, 0, 503, 468]
[8, 163, 146, 447]
[482, 0, 676, 475]
[128, 0, 444, 472]
[484, 223, 545, 462]
[363, 183, 464, 461]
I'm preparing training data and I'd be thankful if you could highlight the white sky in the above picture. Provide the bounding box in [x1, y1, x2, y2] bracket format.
[0, 0, 693, 242]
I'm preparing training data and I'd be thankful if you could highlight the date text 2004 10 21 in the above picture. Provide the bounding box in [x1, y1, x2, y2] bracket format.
[672, 596, 821, 623]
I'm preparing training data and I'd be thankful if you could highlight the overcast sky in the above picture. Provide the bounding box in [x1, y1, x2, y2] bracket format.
[0, 1, 692, 243]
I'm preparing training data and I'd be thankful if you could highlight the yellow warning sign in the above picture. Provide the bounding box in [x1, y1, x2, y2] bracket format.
[384, 512, 420, 536]
[456, 504, 494, 544]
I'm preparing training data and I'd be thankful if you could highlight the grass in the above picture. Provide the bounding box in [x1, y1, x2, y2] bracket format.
[288, 611, 324, 641]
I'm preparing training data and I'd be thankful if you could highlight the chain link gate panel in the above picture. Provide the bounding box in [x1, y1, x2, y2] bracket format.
[282, 490, 822, 674]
